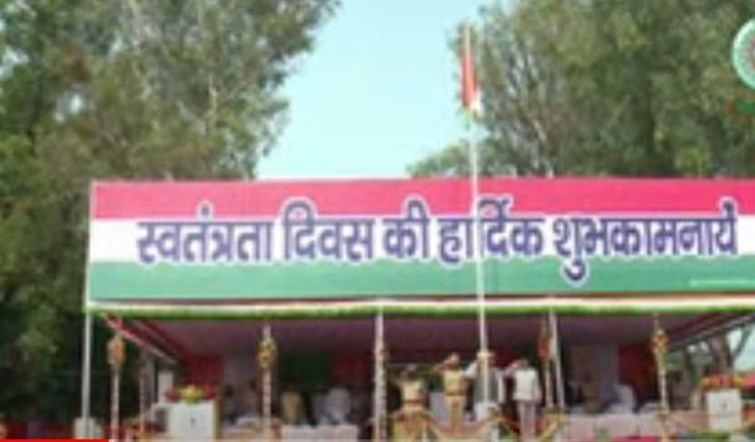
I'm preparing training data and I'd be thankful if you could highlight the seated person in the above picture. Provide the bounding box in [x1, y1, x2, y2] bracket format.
[312, 388, 329, 425]
[669, 371, 691, 410]
[222, 385, 238, 424]
[349, 386, 370, 426]
[325, 386, 352, 425]
[280, 385, 306, 426]
[235, 380, 261, 427]
[606, 383, 636, 413]
[581, 375, 601, 414]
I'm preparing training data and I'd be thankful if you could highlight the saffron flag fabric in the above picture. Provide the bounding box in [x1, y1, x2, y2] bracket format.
[460, 24, 480, 113]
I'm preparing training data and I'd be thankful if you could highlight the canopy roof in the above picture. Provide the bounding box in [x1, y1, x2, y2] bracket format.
[122, 313, 744, 361]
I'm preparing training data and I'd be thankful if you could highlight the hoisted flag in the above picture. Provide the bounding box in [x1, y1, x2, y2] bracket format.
[460, 24, 481, 114]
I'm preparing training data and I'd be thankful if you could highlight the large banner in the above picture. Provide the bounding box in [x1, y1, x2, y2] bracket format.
[87, 179, 755, 302]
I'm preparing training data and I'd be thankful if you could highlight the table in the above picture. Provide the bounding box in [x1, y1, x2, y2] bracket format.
[167, 401, 218, 442]
[564, 411, 707, 440]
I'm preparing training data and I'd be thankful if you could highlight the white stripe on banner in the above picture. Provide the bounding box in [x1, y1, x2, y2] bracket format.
[89, 221, 140, 262]
[88, 216, 755, 263]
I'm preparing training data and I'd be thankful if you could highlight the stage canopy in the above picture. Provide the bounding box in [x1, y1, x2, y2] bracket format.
[122, 313, 746, 362]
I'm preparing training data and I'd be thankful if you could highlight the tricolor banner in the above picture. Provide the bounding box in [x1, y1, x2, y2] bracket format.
[87, 179, 755, 304]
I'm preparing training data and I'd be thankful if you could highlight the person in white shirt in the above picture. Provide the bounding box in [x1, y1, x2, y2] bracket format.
[324, 386, 352, 424]
[464, 351, 506, 421]
[510, 358, 541, 442]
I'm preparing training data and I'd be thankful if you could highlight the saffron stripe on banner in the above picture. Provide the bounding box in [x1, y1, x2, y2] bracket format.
[92, 179, 755, 219]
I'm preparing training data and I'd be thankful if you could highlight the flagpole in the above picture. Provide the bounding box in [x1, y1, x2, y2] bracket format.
[470, 121, 488, 352]
[470, 105, 492, 418]
[462, 22, 491, 417]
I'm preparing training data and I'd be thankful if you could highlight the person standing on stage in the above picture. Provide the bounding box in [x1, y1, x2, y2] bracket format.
[464, 350, 505, 421]
[510, 358, 541, 442]
[433, 353, 467, 428]
[394, 364, 426, 416]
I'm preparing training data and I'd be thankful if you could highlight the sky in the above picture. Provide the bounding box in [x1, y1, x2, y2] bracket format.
[257, 0, 489, 179]
[256, 1, 755, 370]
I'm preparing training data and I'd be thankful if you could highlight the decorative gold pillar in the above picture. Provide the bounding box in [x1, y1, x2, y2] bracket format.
[257, 325, 277, 438]
[372, 309, 388, 442]
[538, 317, 554, 411]
[108, 332, 126, 441]
[651, 314, 672, 442]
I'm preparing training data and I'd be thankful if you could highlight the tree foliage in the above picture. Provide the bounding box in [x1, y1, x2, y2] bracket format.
[0, 0, 335, 422]
[410, 0, 755, 177]
[410, 0, 755, 375]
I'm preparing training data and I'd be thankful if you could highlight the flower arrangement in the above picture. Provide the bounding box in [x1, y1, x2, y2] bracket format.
[650, 328, 668, 361]
[257, 333, 277, 370]
[164, 385, 218, 403]
[699, 373, 745, 392]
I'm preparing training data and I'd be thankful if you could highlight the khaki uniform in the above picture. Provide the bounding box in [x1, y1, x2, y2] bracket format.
[400, 379, 426, 415]
[281, 390, 304, 425]
[442, 369, 467, 427]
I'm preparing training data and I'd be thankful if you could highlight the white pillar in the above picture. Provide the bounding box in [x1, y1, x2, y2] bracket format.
[80, 313, 93, 439]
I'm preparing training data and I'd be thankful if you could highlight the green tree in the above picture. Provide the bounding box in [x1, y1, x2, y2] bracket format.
[0, 0, 336, 423]
[411, 0, 755, 177]
[411, 0, 755, 375]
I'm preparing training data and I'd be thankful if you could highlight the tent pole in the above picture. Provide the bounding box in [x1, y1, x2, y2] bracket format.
[549, 308, 566, 411]
[108, 330, 125, 442]
[80, 313, 93, 438]
[138, 350, 148, 438]
[372, 305, 387, 441]
[541, 318, 554, 410]
[652, 314, 672, 442]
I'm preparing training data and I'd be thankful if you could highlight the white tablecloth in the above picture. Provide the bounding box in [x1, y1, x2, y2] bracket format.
[565, 411, 705, 440]
[282, 424, 358, 441]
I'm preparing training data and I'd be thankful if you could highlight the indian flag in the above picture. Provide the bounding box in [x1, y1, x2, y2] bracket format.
[460, 24, 482, 115]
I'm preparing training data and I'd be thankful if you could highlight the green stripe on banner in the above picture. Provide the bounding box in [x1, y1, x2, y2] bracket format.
[88, 256, 755, 301]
